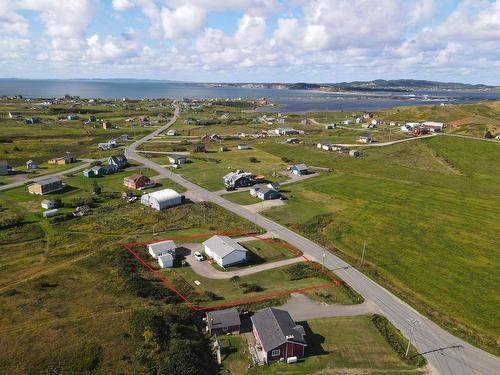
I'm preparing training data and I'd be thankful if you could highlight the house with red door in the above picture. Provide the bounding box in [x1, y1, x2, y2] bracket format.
[123, 174, 151, 190]
[251, 308, 307, 363]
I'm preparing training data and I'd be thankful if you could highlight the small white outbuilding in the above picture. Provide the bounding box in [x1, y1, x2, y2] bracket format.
[158, 253, 174, 268]
[148, 240, 177, 259]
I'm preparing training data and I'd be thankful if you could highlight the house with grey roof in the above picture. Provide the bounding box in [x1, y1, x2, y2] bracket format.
[249, 184, 280, 201]
[251, 307, 307, 363]
[202, 235, 248, 268]
[148, 240, 177, 259]
[206, 308, 241, 336]
[290, 164, 308, 175]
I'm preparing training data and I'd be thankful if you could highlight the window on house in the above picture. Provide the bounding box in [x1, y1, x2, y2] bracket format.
[271, 349, 280, 357]
[222, 326, 228, 331]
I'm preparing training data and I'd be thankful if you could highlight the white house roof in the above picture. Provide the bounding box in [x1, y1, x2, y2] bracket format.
[203, 235, 248, 259]
[144, 189, 181, 202]
[158, 253, 174, 264]
[148, 240, 176, 255]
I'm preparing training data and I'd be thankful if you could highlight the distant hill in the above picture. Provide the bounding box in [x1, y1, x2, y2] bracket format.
[221, 79, 497, 92]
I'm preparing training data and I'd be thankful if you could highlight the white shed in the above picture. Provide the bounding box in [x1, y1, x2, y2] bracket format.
[148, 240, 177, 259]
[41, 200, 56, 209]
[141, 189, 183, 211]
[42, 209, 58, 218]
[158, 253, 174, 268]
[202, 235, 248, 268]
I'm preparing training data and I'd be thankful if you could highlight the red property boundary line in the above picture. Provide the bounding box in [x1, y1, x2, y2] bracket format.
[123, 231, 341, 311]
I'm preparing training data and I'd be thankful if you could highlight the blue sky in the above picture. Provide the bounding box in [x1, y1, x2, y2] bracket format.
[0, 0, 499, 84]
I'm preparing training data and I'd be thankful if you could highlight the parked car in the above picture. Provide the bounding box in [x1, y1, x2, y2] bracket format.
[193, 251, 205, 261]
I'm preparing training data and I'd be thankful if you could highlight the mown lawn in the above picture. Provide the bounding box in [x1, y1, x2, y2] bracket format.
[256, 135, 500, 354]
[220, 316, 422, 375]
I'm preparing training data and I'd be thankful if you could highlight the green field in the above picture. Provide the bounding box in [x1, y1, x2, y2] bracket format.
[252, 135, 500, 354]
[219, 316, 423, 375]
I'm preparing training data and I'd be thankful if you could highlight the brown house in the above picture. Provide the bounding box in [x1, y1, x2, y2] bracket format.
[206, 308, 241, 336]
[28, 178, 64, 195]
[123, 174, 151, 190]
[48, 152, 76, 165]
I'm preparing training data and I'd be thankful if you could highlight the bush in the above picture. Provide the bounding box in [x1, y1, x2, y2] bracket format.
[230, 275, 241, 283]
[249, 157, 258, 163]
[371, 314, 427, 367]
[239, 282, 263, 293]
[69, 196, 95, 208]
[281, 156, 292, 163]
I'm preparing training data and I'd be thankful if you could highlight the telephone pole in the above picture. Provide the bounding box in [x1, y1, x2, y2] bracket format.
[360, 240, 366, 267]
[406, 319, 421, 358]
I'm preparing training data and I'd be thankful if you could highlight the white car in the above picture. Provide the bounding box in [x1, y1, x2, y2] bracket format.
[193, 251, 204, 262]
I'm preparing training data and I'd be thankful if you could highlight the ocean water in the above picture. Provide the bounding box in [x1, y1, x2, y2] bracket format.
[0, 79, 498, 112]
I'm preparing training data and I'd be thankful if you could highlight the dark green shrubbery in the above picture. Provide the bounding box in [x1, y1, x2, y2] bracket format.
[371, 314, 427, 367]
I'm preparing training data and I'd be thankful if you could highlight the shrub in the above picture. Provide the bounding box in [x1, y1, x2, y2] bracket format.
[371, 314, 427, 367]
[230, 275, 241, 283]
[249, 157, 258, 163]
[239, 282, 263, 293]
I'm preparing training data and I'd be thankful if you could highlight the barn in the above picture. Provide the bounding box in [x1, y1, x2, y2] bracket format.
[140, 189, 183, 211]
[202, 235, 248, 268]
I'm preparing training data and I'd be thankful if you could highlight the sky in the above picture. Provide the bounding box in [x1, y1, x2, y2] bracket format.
[0, 0, 499, 84]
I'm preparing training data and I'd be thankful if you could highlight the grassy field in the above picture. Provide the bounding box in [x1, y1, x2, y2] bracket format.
[242, 239, 301, 263]
[253, 135, 500, 354]
[219, 316, 424, 375]
[0, 166, 259, 373]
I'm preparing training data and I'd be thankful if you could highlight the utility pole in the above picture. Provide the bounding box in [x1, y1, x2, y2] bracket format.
[360, 240, 366, 267]
[406, 319, 421, 358]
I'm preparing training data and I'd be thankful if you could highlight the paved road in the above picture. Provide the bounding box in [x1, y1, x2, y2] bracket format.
[125, 103, 500, 375]
[280, 293, 379, 321]
[0, 161, 93, 191]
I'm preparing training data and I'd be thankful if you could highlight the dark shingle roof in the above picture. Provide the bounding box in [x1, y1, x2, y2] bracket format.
[251, 308, 306, 352]
[206, 308, 241, 330]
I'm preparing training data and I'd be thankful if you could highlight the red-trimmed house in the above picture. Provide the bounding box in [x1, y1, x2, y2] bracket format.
[123, 174, 151, 190]
[206, 308, 241, 336]
[251, 307, 307, 363]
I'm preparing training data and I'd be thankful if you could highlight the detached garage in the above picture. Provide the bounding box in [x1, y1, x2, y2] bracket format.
[140, 189, 183, 211]
[203, 235, 248, 268]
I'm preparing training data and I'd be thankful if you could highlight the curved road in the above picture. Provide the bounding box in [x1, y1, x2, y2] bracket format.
[125, 103, 499, 375]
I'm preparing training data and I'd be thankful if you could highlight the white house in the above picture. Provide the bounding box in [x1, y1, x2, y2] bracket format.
[158, 253, 174, 268]
[166, 129, 177, 136]
[421, 121, 444, 132]
[141, 189, 183, 211]
[203, 235, 248, 268]
[168, 154, 187, 165]
[148, 240, 177, 259]
[343, 120, 353, 125]
[237, 144, 251, 150]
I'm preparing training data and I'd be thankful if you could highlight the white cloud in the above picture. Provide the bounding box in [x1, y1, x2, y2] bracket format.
[234, 15, 266, 46]
[0, 0, 29, 35]
[160, 5, 206, 39]
[112, 0, 135, 11]
[86, 34, 138, 63]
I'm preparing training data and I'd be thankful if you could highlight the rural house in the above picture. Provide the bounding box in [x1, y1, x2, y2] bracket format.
[148, 240, 177, 259]
[421, 121, 444, 132]
[290, 164, 308, 176]
[223, 171, 253, 188]
[206, 308, 241, 336]
[26, 160, 39, 169]
[202, 235, 248, 268]
[140, 189, 183, 211]
[168, 154, 187, 165]
[123, 174, 151, 190]
[250, 184, 280, 200]
[28, 178, 64, 195]
[358, 133, 372, 143]
[48, 152, 76, 165]
[0, 160, 9, 175]
[8, 112, 21, 119]
[237, 144, 251, 150]
[108, 154, 128, 169]
[251, 308, 307, 364]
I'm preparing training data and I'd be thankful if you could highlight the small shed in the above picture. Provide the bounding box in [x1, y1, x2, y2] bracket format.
[349, 150, 361, 157]
[26, 160, 39, 169]
[43, 209, 59, 218]
[148, 240, 177, 259]
[237, 144, 251, 150]
[41, 200, 56, 209]
[158, 253, 174, 268]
